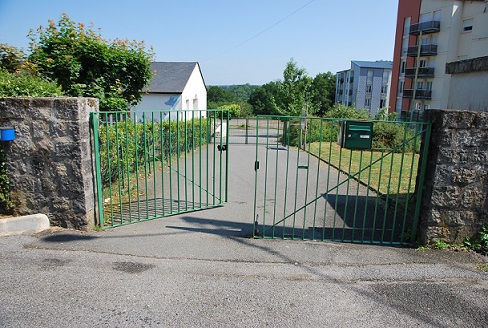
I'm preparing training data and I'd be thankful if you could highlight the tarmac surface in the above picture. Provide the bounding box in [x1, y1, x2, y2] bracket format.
[1, 141, 487, 327]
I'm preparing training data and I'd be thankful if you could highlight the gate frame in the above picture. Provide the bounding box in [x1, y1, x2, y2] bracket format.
[91, 109, 229, 228]
[252, 115, 432, 245]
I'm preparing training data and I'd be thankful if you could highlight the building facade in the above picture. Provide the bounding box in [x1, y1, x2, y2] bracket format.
[336, 60, 392, 116]
[390, 0, 488, 115]
[132, 62, 207, 121]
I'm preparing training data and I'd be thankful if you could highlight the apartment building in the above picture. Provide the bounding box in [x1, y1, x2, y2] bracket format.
[390, 0, 488, 115]
[335, 60, 392, 116]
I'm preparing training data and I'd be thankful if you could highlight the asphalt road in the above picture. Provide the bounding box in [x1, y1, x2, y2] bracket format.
[1, 142, 487, 327]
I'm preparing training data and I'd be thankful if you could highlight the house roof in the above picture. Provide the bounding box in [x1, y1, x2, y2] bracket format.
[146, 62, 202, 93]
[351, 60, 393, 69]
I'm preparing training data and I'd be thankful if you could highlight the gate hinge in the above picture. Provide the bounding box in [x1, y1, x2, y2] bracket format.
[254, 161, 259, 171]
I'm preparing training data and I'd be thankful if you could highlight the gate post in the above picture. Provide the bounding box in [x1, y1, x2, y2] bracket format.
[419, 109, 488, 244]
[0, 97, 99, 230]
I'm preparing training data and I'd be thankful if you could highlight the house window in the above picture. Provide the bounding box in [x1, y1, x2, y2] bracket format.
[367, 70, 373, 84]
[463, 19, 474, 32]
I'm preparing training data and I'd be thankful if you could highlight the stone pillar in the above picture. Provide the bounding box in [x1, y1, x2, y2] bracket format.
[420, 109, 488, 244]
[0, 97, 98, 230]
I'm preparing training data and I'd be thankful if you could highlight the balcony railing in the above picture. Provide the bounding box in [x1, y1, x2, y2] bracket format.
[402, 89, 432, 100]
[409, 21, 441, 35]
[407, 44, 438, 57]
[404, 67, 435, 78]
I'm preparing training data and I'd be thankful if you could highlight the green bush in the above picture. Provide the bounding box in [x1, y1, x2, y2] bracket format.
[0, 68, 63, 97]
[282, 105, 421, 153]
[98, 117, 208, 187]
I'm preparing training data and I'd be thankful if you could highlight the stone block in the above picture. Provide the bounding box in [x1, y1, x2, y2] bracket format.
[451, 168, 477, 184]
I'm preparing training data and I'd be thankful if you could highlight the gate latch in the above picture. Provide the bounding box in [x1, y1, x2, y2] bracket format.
[217, 144, 227, 152]
[254, 161, 259, 171]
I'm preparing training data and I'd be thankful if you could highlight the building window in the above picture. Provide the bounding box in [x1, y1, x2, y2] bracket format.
[381, 85, 388, 94]
[365, 98, 371, 108]
[401, 61, 406, 74]
[417, 81, 424, 90]
[424, 104, 430, 110]
[426, 81, 433, 91]
[399, 81, 404, 94]
[366, 85, 372, 93]
[463, 19, 474, 32]
[367, 70, 373, 84]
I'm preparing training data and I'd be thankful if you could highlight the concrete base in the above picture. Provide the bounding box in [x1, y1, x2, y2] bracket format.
[0, 214, 50, 237]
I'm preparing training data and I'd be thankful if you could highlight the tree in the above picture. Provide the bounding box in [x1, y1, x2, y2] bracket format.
[207, 85, 237, 108]
[248, 81, 281, 115]
[0, 43, 25, 73]
[0, 44, 63, 97]
[28, 14, 154, 111]
[278, 59, 313, 116]
[311, 72, 336, 116]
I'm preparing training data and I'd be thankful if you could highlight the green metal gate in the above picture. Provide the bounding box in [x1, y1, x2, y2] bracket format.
[253, 116, 431, 245]
[91, 109, 229, 228]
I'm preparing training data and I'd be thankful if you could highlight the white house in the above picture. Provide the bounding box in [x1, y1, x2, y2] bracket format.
[132, 62, 207, 121]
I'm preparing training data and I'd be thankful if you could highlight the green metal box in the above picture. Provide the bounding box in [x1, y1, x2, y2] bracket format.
[337, 120, 373, 149]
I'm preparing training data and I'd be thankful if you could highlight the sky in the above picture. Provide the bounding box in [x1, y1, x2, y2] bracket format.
[0, 0, 399, 86]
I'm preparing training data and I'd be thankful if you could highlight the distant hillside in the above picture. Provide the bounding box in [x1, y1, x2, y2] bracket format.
[210, 84, 260, 102]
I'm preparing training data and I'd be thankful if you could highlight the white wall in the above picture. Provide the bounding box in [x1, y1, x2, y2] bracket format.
[448, 71, 488, 111]
[181, 64, 207, 119]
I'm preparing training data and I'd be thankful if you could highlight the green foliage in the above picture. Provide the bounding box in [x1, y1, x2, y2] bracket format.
[311, 72, 336, 116]
[278, 59, 313, 116]
[219, 84, 260, 102]
[247, 59, 336, 116]
[28, 14, 153, 111]
[99, 117, 208, 187]
[207, 86, 237, 108]
[464, 225, 488, 255]
[218, 103, 241, 119]
[0, 68, 63, 97]
[282, 104, 421, 153]
[248, 81, 281, 115]
[0, 148, 14, 214]
[0, 43, 26, 73]
[432, 239, 449, 250]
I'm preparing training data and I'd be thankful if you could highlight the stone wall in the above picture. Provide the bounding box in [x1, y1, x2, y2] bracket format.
[0, 97, 98, 230]
[420, 109, 488, 244]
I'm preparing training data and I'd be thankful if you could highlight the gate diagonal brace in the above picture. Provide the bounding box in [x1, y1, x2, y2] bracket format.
[260, 134, 425, 234]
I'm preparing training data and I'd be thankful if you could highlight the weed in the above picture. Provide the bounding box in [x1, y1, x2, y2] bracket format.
[432, 239, 449, 250]
[477, 263, 488, 272]
[463, 225, 488, 255]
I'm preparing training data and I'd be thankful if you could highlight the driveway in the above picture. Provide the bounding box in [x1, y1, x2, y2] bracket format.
[0, 143, 487, 327]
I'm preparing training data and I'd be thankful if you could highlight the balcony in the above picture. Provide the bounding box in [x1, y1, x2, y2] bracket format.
[409, 21, 441, 35]
[404, 67, 435, 78]
[407, 44, 438, 57]
[402, 89, 432, 100]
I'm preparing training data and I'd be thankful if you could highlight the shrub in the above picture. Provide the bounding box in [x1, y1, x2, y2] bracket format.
[0, 68, 63, 97]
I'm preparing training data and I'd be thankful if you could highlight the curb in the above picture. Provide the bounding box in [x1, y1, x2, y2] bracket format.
[0, 214, 50, 237]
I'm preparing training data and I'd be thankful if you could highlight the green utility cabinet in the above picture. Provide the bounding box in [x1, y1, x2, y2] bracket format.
[337, 120, 373, 149]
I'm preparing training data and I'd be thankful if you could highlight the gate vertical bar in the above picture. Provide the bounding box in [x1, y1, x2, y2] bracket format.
[411, 123, 431, 243]
[91, 113, 105, 227]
